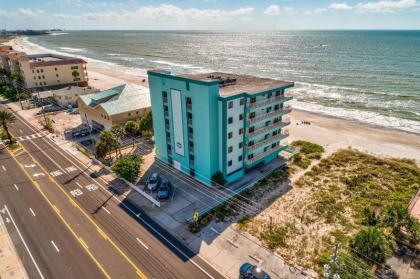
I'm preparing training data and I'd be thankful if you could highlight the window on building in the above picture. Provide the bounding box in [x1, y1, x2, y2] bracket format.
[33, 76, 36, 80]
[189, 154, 194, 160]
[228, 117, 233, 124]
[264, 146, 269, 152]
[250, 97, 256, 103]
[228, 160, 232, 167]
[239, 128, 243, 135]
[167, 144, 172, 150]
[186, 97, 192, 104]
[128, 112, 131, 116]
[238, 142, 243, 148]
[164, 105, 168, 112]
[136, 111, 139, 114]
[238, 155, 243, 162]
[35, 82, 37, 86]
[188, 127, 193, 134]
[239, 98, 244, 106]
[38, 76, 41, 79]
[265, 134, 269, 140]
[228, 101, 233, 109]
[189, 141, 194, 148]
[44, 82, 46, 85]
[274, 104, 279, 111]
[266, 107, 272, 113]
[248, 154, 254, 160]
[55, 67, 57, 71]
[187, 112, 192, 120]
[249, 126, 254, 133]
[267, 92, 272, 99]
[56, 74, 59, 77]
[186, 82, 190, 91]
[228, 146, 233, 153]
[57, 80, 60, 83]
[265, 121, 271, 127]
[272, 142, 277, 148]
[41, 69, 43, 73]
[36, 69, 39, 73]
[42, 75, 45, 79]
[248, 140, 254, 146]
[272, 130, 278, 136]
[249, 112, 255, 119]
[239, 114, 243, 121]
[228, 132, 233, 139]
[162, 91, 168, 97]
[71, 66, 79, 70]
[165, 119, 170, 125]
[275, 91, 281, 97]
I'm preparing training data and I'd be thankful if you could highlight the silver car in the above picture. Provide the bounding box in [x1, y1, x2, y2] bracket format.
[147, 173, 161, 191]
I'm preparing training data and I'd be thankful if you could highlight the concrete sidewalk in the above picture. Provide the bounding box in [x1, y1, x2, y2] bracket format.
[0, 213, 29, 279]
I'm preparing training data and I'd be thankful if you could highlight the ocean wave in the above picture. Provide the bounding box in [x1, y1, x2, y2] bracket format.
[59, 47, 85, 53]
[107, 53, 122, 56]
[50, 32, 68, 36]
[23, 37, 147, 77]
[294, 81, 420, 100]
[293, 100, 420, 134]
[151, 60, 207, 70]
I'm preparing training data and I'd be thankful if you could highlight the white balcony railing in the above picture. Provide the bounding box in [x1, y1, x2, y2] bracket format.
[247, 105, 292, 124]
[247, 132, 289, 151]
[247, 95, 293, 109]
[245, 144, 285, 165]
[247, 119, 291, 138]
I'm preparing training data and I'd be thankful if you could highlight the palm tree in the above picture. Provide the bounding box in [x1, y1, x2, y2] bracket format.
[124, 120, 140, 147]
[95, 130, 118, 160]
[0, 111, 16, 144]
[111, 124, 125, 158]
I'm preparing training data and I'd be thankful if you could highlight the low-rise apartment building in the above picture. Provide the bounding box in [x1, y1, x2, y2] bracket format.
[78, 84, 150, 131]
[148, 70, 293, 186]
[17, 53, 88, 90]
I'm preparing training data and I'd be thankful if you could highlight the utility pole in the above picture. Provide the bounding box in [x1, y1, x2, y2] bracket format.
[36, 89, 47, 124]
[12, 80, 23, 110]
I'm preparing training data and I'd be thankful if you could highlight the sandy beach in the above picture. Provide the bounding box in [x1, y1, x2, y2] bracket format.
[6, 36, 420, 162]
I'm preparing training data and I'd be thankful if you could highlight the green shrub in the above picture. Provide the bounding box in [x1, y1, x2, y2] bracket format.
[260, 225, 289, 250]
[111, 154, 143, 183]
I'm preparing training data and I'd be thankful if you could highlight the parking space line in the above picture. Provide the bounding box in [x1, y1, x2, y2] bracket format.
[75, 182, 83, 189]
[14, 184, 19, 191]
[1, 165, 6, 171]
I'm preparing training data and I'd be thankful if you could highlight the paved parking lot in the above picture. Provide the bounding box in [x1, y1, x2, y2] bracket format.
[133, 157, 285, 224]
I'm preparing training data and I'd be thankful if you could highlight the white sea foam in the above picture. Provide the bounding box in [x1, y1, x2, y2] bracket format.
[107, 53, 122, 56]
[293, 100, 420, 134]
[23, 37, 147, 77]
[59, 47, 85, 53]
[50, 32, 68, 36]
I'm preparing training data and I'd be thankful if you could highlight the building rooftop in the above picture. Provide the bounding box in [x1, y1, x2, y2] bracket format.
[179, 72, 293, 97]
[79, 84, 150, 116]
[25, 54, 86, 67]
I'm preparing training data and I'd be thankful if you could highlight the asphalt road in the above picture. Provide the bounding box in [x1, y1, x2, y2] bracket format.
[0, 102, 225, 279]
[0, 145, 105, 279]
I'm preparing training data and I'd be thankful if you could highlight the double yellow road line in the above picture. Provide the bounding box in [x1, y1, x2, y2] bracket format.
[7, 143, 147, 279]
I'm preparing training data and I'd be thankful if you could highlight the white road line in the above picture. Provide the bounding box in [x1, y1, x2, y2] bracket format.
[1, 165, 6, 171]
[3, 205, 45, 279]
[29, 208, 36, 217]
[136, 238, 149, 250]
[11, 111, 218, 279]
[51, 240, 60, 253]
[14, 184, 19, 191]
[19, 129, 23, 133]
[75, 182, 83, 189]
[102, 207, 111, 215]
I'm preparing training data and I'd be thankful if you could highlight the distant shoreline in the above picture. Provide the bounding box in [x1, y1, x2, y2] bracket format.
[5, 35, 420, 162]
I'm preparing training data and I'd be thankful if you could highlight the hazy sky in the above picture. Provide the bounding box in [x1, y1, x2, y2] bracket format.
[1, 0, 419, 30]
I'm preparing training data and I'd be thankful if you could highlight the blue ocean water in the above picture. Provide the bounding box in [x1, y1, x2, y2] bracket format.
[26, 30, 420, 133]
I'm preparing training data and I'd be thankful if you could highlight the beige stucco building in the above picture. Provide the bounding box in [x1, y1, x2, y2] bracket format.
[78, 84, 151, 131]
[18, 53, 88, 90]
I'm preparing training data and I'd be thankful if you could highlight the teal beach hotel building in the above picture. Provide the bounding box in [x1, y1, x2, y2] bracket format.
[148, 70, 294, 186]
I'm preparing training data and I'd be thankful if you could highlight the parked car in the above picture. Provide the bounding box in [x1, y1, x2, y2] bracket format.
[147, 173, 161, 191]
[239, 263, 271, 279]
[158, 180, 172, 199]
